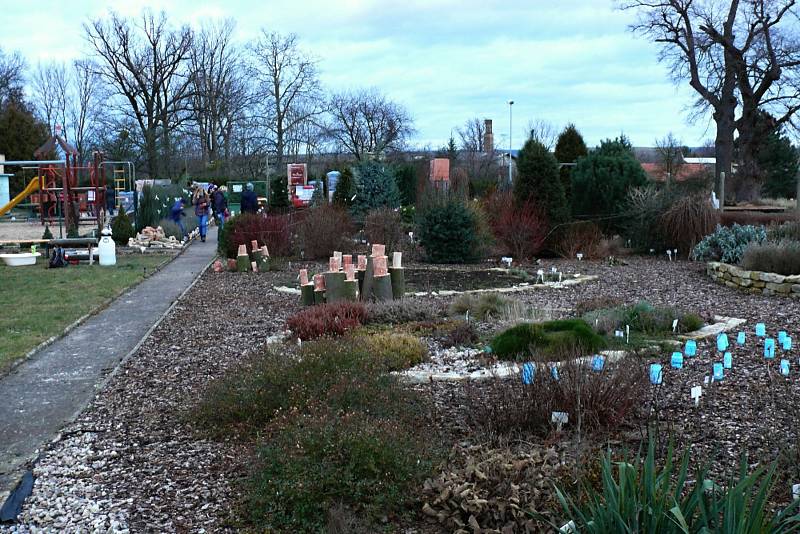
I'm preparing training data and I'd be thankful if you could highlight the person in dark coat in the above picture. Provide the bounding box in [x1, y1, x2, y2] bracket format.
[240, 182, 258, 214]
[210, 185, 228, 229]
[170, 198, 187, 239]
[105, 184, 116, 217]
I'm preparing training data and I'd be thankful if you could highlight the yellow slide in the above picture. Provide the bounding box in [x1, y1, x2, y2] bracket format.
[0, 177, 39, 217]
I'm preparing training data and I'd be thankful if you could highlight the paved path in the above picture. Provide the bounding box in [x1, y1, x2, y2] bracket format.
[0, 235, 216, 509]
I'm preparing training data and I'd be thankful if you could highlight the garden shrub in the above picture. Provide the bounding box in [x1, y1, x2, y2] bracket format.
[110, 210, 135, 245]
[158, 219, 182, 240]
[268, 174, 290, 211]
[358, 332, 427, 370]
[555, 123, 588, 201]
[485, 191, 547, 259]
[393, 163, 418, 206]
[514, 138, 569, 228]
[767, 220, 800, 242]
[583, 301, 702, 336]
[287, 302, 367, 340]
[690, 223, 766, 264]
[136, 185, 160, 231]
[466, 358, 646, 436]
[490, 320, 606, 361]
[296, 204, 353, 259]
[742, 241, 800, 275]
[438, 320, 480, 348]
[449, 292, 513, 320]
[552, 436, 800, 532]
[418, 199, 482, 263]
[331, 167, 353, 207]
[572, 136, 648, 232]
[719, 210, 796, 227]
[365, 299, 444, 325]
[41, 225, 53, 240]
[659, 193, 719, 255]
[553, 221, 604, 259]
[350, 160, 401, 219]
[624, 186, 669, 252]
[364, 208, 405, 253]
[218, 212, 293, 259]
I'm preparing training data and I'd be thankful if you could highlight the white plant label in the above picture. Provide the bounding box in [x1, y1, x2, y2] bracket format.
[704, 376, 710, 385]
[793, 483, 800, 500]
[691, 385, 702, 406]
[672, 319, 679, 333]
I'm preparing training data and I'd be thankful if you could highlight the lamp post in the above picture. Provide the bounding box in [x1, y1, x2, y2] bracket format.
[508, 100, 514, 185]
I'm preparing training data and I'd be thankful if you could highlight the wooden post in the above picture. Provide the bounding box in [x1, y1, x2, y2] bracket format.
[719, 171, 725, 211]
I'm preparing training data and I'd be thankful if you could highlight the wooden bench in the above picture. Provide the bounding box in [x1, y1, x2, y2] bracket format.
[49, 238, 99, 265]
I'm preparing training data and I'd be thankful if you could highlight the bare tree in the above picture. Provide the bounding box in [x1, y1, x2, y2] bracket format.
[68, 60, 101, 160]
[655, 132, 684, 188]
[31, 62, 69, 136]
[251, 31, 323, 167]
[0, 47, 24, 106]
[189, 19, 252, 175]
[458, 117, 487, 153]
[526, 118, 558, 150]
[456, 117, 501, 188]
[326, 88, 414, 160]
[85, 10, 194, 178]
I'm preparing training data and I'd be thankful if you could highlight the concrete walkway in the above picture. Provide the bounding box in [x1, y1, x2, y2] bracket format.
[0, 235, 216, 510]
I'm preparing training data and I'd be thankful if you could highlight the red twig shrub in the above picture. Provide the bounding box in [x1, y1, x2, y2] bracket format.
[485, 191, 548, 259]
[553, 221, 604, 259]
[219, 213, 294, 259]
[297, 204, 354, 259]
[364, 208, 405, 252]
[286, 302, 367, 340]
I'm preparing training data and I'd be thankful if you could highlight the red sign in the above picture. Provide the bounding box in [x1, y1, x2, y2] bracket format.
[287, 164, 307, 186]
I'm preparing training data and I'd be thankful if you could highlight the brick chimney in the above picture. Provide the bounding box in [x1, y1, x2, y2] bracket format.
[483, 119, 493, 154]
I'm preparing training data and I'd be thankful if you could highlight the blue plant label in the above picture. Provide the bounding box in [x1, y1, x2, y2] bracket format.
[671, 352, 683, 369]
[713, 362, 724, 381]
[756, 323, 766, 337]
[591, 355, 605, 371]
[737, 331, 746, 345]
[781, 359, 790, 376]
[778, 331, 788, 343]
[684, 340, 697, 357]
[783, 337, 792, 351]
[483, 345, 493, 354]
[723, 352, 732, 369]
[765, 338, 776, 359]
[650, 364, 663, 385]
[551, 365, 559, 381]
[716, 333, 729, 352]
[521, 362, 535, 385]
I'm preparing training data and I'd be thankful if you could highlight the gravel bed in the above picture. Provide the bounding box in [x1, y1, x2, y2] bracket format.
[1, 271, 296, 533]
[3, 256, 800, 532]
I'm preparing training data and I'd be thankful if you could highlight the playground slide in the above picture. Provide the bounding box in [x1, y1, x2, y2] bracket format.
[0, 178, 39, 217]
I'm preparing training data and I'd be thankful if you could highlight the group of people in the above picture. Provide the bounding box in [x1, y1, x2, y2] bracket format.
[169, 182, 259, 242]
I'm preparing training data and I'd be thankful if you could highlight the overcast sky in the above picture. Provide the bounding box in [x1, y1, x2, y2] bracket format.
[3, 0, 714, 149]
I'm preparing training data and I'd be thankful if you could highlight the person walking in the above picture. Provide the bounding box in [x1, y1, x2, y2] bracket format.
[240, 182, 258, 214]
[170, 198, 188, 239]
[105, 183, 116, 217]
[210, 184, 228, 229]
[193, 186, 211, 242]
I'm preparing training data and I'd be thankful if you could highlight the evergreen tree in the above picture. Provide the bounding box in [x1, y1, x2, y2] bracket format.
[332, 166, 354, 207]
[758, 126, 798, 199]
[571, 135, 648, 231]
[0, 91, 48, 194]
[393, 163, 417, 205]
[269, 174, 290, 211]
[554, 123, 588, 201]
[350, 160, 400, 219]
[513, 138, 569, 228]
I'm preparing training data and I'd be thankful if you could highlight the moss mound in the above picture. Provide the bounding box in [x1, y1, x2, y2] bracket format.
[490, 319, 606, 361]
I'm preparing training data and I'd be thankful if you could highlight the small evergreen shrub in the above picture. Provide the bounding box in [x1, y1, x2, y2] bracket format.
[268, 175, 290, 211]
[350, 161, 401, 219]
[742, 241, 800, 275]
[136, 185, 161, 231]
[287, 302, 367, 340]
[418, 199, 482, 263]
[41, 225, 53, 240]
[360, 332, 427, 370]
[691, 223, 767, 264]
[490, 320, 606, 361]
[297, 204, 353, 259]
[365, 299, 444, 325]
[513, 138, 569, 228]
[331, 167, 354, 207]
[110, 210, 135, 245]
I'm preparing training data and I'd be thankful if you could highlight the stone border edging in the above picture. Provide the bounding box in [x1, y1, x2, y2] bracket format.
[707, 262, 800, 297]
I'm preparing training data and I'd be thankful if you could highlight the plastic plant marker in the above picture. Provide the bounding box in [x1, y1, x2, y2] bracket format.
[551, 411, 568, 432]
[793, 483, 800, 501]
[483, 346, 492, 354]
[704, 376, 710, 385]
[779, 331, 788, 343]
[521, 362, 535, 385]
[765, 338, 776, 359]
[551, 365, 559, 381]
[626, 325, 630, 344]
[723, 352, 732, 369]
[650, 364, 663, 385]
[591, 355, 605, 372]
[756, 323, 766, 337]
[672, 319, 679, 333]
[685, 340, 697, 357]
[781, 359, 790, 376]
[713, 363, 724, 381]
[671, 352, 683, 369]
[783, 336, 792, 351]
[737, 331, 746, 345]
[691, 385, 702, 406]
[717, 333, 729, 352]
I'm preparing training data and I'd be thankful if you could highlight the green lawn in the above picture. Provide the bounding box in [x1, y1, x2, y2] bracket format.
[0, 254, 172, 372]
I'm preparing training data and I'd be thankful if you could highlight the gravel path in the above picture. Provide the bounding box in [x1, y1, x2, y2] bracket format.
[3, 256, 798, 532]
[1, 272, 295, 533]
